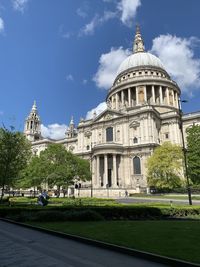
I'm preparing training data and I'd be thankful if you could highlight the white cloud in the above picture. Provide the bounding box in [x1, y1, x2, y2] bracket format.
[79, 0, 141, 36]
[80, 11, 117, 36]
[77, 8, 87, 18]
[93, 46, 131, 89]
[86, 102, 107, 120]
[62, 32, 72, 39]
[76, 2, 90, 18]
[66, 74, 74, 81]
[12, 0, 29, 13]
[117, 0, 141, 26]
[0, 17, 4, 33]
[150, 34, 200, 94]
[41, 124, 67, 140]
[83, 79, 88, 85]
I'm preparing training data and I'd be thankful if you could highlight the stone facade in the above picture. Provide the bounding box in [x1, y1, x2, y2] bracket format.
[24, 27, 200, 197]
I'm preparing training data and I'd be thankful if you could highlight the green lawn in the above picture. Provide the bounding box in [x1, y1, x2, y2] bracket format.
[30, 220, 200, 264]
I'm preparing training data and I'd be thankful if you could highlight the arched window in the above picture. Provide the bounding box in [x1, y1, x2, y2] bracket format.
[133, 137, 138, 144]
[133, 156, 141, 174]
[106, 127, 113, 142]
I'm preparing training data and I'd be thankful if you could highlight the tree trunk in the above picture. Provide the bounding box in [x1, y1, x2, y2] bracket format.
[0, 184, 5, 203]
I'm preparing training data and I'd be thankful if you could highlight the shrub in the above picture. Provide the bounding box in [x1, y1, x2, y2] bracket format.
[64, 209, 104, 221]
[31, 210, 67, 222]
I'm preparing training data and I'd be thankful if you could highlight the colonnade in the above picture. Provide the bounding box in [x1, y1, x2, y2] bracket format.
[108, 85, 179, 110]
[92, 154, 121, 188]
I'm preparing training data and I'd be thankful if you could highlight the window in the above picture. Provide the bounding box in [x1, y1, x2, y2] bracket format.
[133, 156, 141, 174]
[106, 127, 113, 142]
[86, 145, 90, 150]
[165, 133, 169, 139]
[133, 137, 138, 144]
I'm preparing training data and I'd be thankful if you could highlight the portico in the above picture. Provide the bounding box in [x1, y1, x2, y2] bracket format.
[93, 153, 122, 188]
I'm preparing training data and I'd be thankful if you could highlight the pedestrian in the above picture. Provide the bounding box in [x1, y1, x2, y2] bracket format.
[125, 190, 128, 197]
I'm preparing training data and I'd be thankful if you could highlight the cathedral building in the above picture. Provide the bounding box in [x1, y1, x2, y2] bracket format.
[24, 27, 200, 197]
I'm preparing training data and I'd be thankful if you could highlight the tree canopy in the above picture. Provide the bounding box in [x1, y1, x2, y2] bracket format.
[186, 124, 200, 185]
[147, 142, 183, 189]
[20, 143, 91, 192]
[0, 127, 31, 200]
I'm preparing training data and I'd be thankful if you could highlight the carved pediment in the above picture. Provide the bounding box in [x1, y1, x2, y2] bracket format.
[93, 109, 123, 123]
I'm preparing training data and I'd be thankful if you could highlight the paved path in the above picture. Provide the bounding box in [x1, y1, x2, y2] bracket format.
[0, 220, 168, 267]
[117, 197, 200, 205]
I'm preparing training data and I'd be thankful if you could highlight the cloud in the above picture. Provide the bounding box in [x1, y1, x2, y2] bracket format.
[93, 46, 131, 89]
[117, 0, 141, 26]
[66, 74, 74, 81]
[12, 0, 29, 13]
[86, 102, 107, 120]
[150, 34, 200, 94]
[80, 11, 117, 36]
[41, 124, 67, 140]
[62, 32, 72, 39]
[0, 17, 4, 33]
[83, 79, 88, 85]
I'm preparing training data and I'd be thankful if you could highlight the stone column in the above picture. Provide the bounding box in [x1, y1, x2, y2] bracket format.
[128, 88, 131, 107]
[96, 155, 100, 187]
[175, 92, 179, 108]
[113, 154, 117, 187]
[111, 95, 114, 109]
[144, 85, 147, 102]
[172, 90, 175, 107]
[121, 90, 124, 107]
[159, 86, 163, 104]
[116, 93, 119, 110]
[151, 85, 155, 103]
[166, 87, 170, 105]
[104, 154, 108, 187]
[136, 87, 139, 105]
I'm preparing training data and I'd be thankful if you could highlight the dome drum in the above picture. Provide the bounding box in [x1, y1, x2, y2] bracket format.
[106, 84, 179, 110]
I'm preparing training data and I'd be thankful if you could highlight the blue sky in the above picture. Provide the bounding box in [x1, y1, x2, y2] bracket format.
[0, 0, 200, 139]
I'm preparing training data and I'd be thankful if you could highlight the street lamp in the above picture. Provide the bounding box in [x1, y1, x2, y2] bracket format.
[90, 142, 93, 198]
[178, 99, 192, 205]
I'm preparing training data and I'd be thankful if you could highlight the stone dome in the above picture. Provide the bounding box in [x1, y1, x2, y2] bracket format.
[117, 52, 166, 75]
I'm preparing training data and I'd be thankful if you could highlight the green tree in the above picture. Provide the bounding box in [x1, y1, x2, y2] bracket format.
[186, 125, 200, 185]
[147, 142, 183, 189]
[40, 144, 91, 195]
[17, 156, 45, 197]
[0, 127, 31, 201]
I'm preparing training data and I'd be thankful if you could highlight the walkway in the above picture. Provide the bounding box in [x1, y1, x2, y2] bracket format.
[0, 220, 168, 267]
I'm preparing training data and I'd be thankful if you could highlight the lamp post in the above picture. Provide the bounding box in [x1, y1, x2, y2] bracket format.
[178, 99, 192, 205]
[90, 142, 93, 198]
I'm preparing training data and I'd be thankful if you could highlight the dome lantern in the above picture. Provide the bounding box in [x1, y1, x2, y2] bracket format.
[133, 25, 145, 53]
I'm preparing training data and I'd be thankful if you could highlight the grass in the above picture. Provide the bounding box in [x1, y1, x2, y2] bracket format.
[7, 197, 118, 207]
[29, 220, 200, 264]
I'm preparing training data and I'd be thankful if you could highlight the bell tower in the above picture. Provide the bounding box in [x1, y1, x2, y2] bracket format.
[66, 116, 77, 138]
[24, 101, 42, 142]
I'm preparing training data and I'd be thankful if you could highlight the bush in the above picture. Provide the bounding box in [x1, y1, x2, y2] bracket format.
[64, 209, 104, 221]
[30, 210, 67, 222]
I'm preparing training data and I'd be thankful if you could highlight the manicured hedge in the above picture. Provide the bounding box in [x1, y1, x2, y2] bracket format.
[1, 205, 200, 221]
